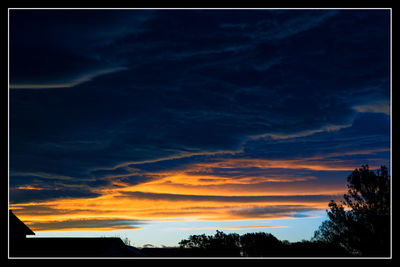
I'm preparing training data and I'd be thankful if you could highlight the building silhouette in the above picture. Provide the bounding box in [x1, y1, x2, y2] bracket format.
[9, 210, 142, 257]
[9, 210, 35, 239]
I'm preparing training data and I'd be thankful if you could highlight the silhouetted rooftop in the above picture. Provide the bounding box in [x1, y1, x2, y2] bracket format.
[9, 210, 35, 238]
[10, 237, 142, 257]
[9, 210, 142, 257]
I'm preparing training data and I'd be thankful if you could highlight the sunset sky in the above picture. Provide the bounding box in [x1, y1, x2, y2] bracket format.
[9, 8, 391, 247]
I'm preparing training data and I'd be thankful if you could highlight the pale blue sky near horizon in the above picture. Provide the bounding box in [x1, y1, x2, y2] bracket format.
[29, 211, 328, 248]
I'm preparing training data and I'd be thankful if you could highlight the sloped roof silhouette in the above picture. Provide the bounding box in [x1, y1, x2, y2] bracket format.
[9, 210, 35, 237]
[10, 237, 142, 257]
[8, 210, 142, 257]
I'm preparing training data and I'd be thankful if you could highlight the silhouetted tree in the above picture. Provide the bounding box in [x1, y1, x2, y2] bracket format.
[240, 232, 282, 256]
[179, 230, 241, 256]
[210, 230, 241, 250]
[178, 230, 351, 257]
[313, 165, 390, 256]
[178, 233, 209, 249]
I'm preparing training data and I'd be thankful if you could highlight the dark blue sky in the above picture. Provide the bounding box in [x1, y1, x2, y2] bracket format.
[9, 9, 390, 239]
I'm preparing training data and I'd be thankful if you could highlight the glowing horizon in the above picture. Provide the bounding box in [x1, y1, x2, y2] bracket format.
[9, 9, 390, 247]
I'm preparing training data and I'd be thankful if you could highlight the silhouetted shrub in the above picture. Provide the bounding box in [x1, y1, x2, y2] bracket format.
[178, 230, 353, 257]
[240, 232, 283, 256]
[179, 230, 241, 256]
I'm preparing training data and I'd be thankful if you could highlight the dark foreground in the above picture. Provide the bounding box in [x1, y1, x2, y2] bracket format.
[10, 237, 358, 258]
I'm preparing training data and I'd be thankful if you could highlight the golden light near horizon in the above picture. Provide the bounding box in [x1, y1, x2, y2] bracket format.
[10, 156, 351, 232]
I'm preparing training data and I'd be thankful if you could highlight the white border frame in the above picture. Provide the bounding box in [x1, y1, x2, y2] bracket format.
[7, 7, 392, 260]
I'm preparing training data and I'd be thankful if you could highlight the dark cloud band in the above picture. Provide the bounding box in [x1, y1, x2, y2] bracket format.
[119, 191, 342, 203]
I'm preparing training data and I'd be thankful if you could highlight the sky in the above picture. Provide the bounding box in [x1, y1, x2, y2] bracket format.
[8, 9, 391, 248]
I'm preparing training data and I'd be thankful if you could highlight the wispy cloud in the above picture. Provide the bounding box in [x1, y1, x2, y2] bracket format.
[226, 205, 322, 220]
[353, 99, 390, 115]
[10, 67, 128, 89]
[118, 191, 342, 203]
[253, 10, 338, 41]
[24, 218, 144, 232]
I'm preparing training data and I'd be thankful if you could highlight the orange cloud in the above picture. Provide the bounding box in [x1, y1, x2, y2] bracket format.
[188, 158, 358, 172]
[15, 185, 44, 190]
[10, 155, 359, 232]
[10, 187, 336, 231]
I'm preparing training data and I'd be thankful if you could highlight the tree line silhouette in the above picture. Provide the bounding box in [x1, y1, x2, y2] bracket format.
[177, 230, 350, 257]
[176, 165, 390, 257]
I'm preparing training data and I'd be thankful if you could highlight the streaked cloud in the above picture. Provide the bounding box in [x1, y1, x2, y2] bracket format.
[225, 205, 322, 220]
[10, 67, 128, 89]
[353, 99, 390, 115]
[253, 10, 338, 41]
[24, 218, 144, 232]
[117, 191, 342, 203]
[9, 187, 101, 204]
[9, 9, 390, 235]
